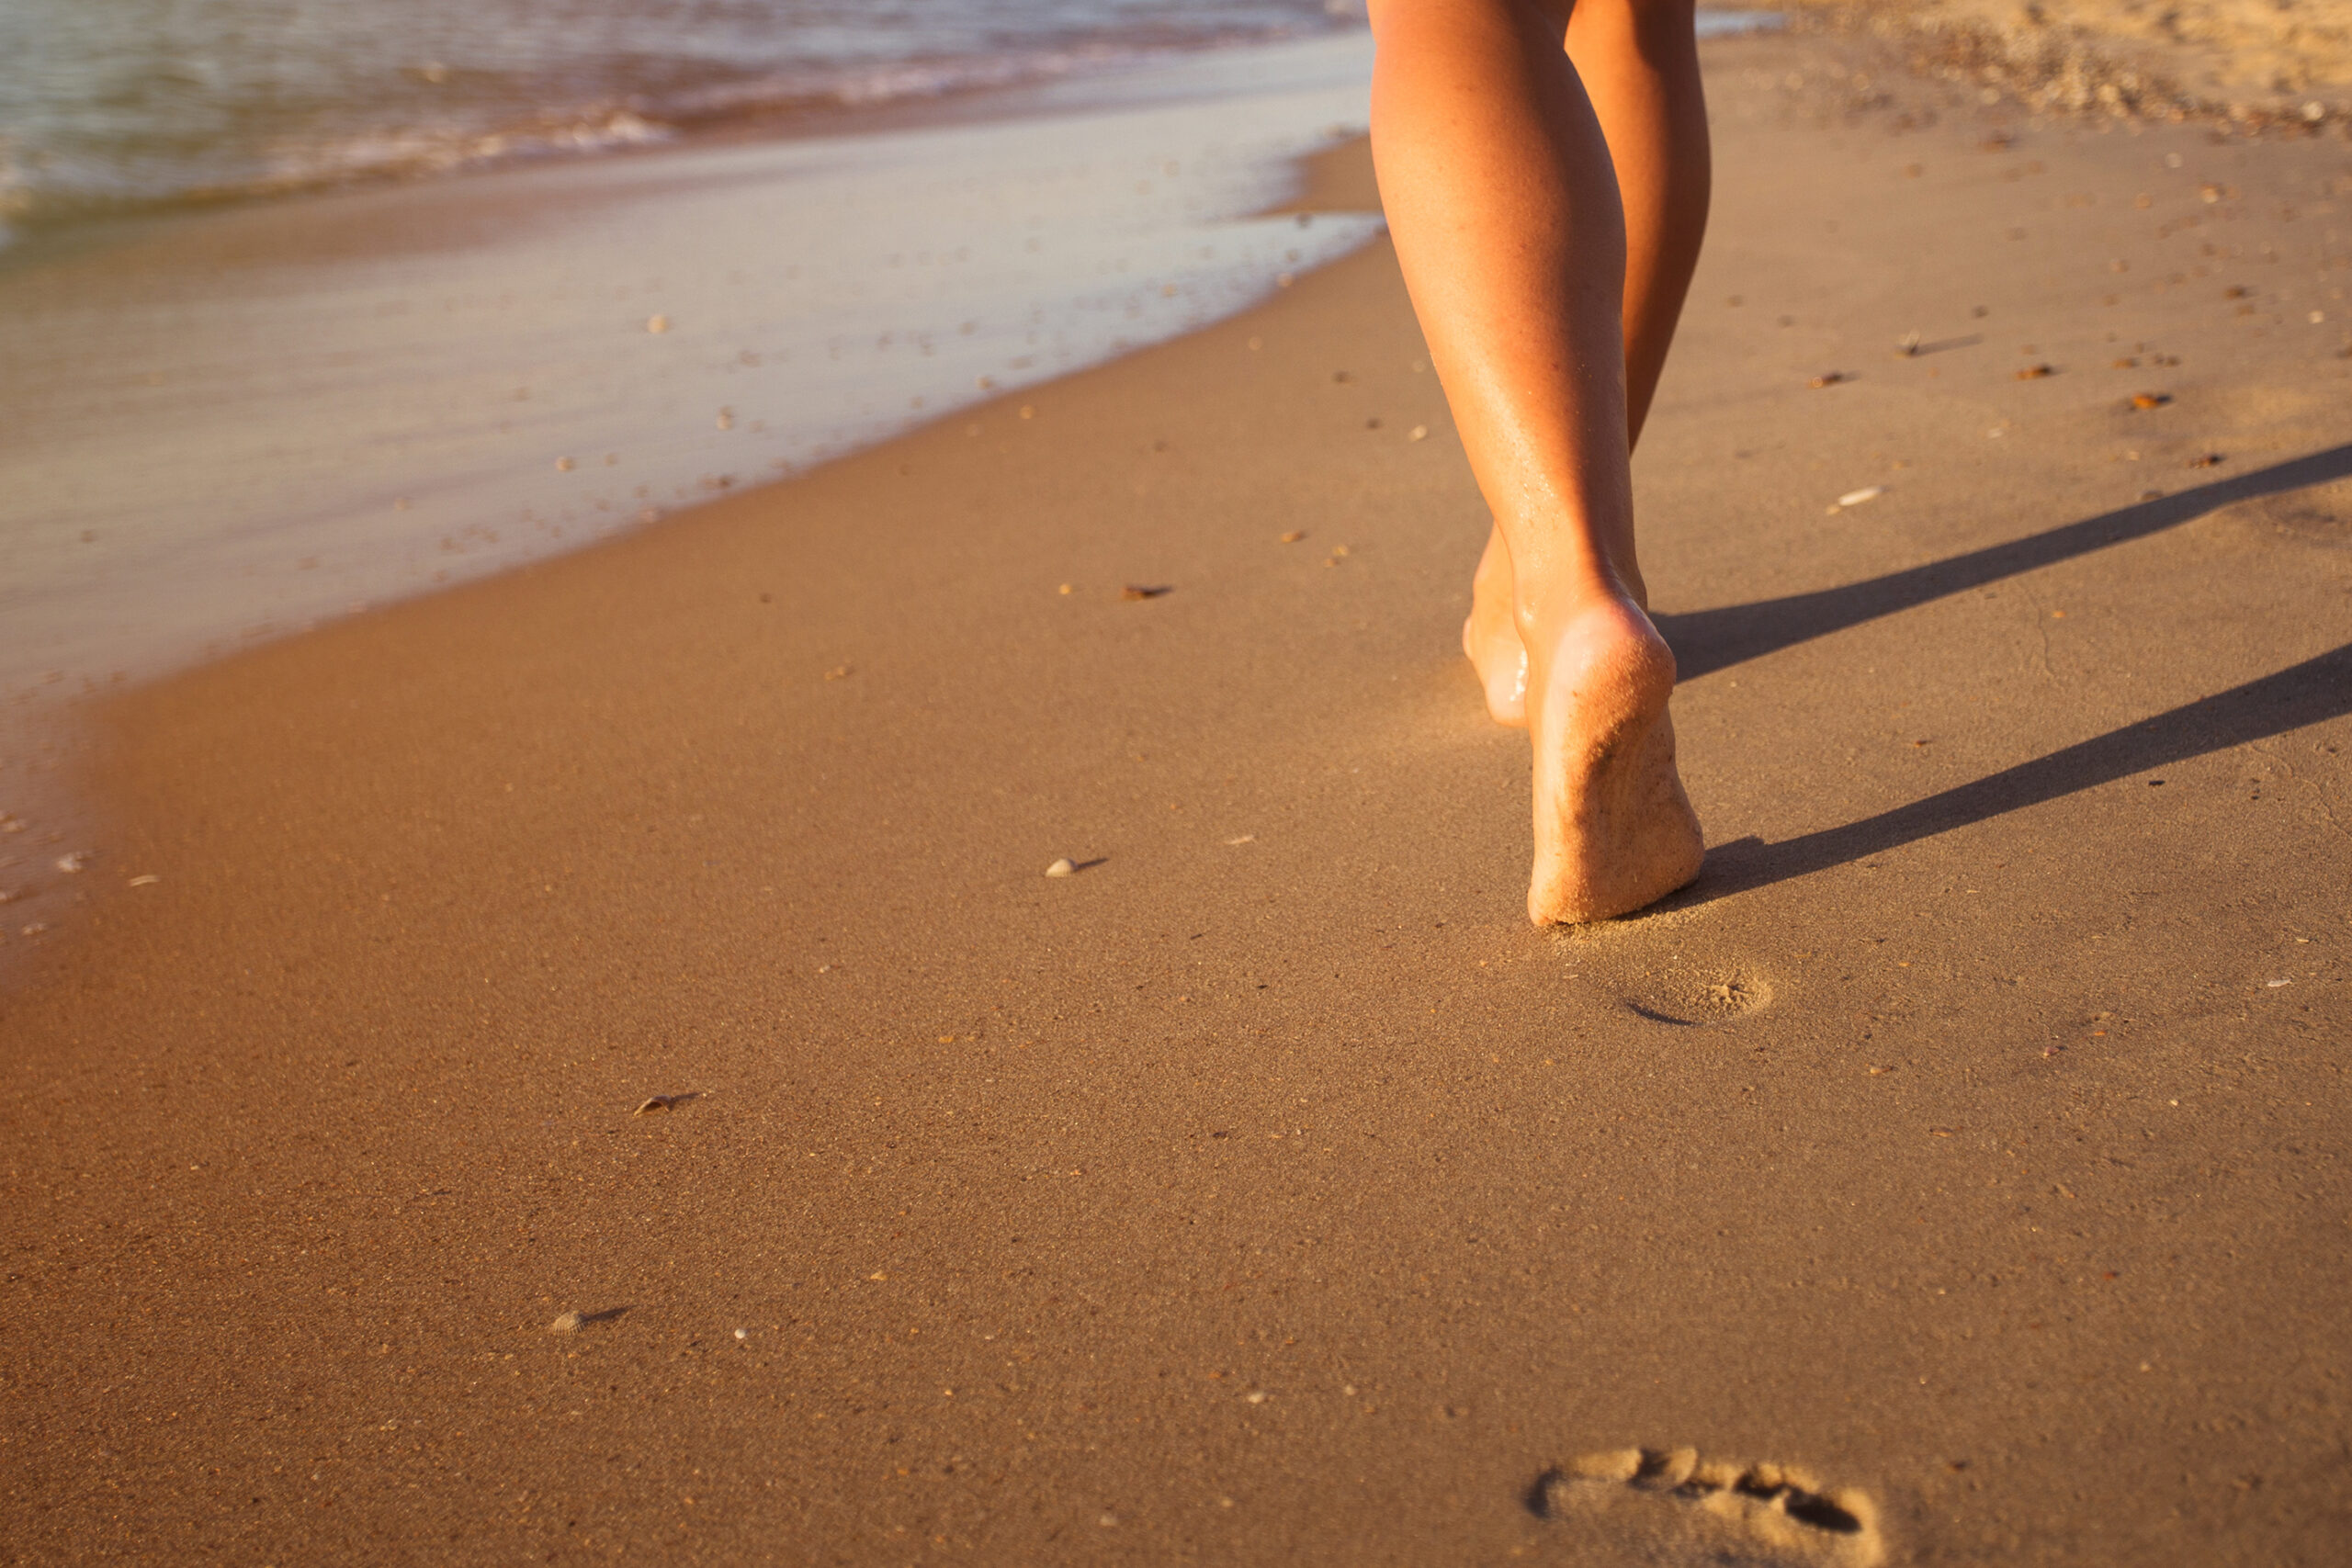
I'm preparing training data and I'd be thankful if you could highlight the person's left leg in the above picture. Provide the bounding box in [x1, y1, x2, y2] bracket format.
[1462, 0, 1712, 726]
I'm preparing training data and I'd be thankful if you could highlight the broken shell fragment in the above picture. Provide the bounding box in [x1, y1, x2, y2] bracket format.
[55, 852, 90, 874]
[1836, 486, 1886, 508]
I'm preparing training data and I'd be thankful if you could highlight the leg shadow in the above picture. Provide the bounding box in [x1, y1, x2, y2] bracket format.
[1657, 444, 2352, 681]
[1699, 642, 2352, 898]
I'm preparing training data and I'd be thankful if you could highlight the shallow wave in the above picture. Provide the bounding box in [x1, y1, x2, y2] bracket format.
[0, 6, 1357, 242]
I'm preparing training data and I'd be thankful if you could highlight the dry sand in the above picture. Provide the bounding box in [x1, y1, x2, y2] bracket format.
[5, 28, 2352, 1566]
[1792, 0, 2352, 122]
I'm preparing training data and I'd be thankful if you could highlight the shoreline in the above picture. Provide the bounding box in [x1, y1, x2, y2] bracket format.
[0, 31, 1394, 944]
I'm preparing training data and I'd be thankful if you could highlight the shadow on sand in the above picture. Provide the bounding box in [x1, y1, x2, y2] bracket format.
[1654, 442, 2352, 682]
[1693, 640, 2352, 899]
[1649, 444, 2352, 902]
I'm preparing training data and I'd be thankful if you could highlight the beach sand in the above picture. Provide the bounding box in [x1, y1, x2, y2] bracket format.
[5, 28, 2351, 1565]
[1792, 0, 2352, 122]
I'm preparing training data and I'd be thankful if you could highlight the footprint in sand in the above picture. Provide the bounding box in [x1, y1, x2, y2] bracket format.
[1528, 1447, 1883, 1567]
[1621, 971, 1774, 1026]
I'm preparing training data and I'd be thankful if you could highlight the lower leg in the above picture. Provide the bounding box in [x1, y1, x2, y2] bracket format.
[1465, 0, 1711, 721]
[1369, 0, 1702, 922]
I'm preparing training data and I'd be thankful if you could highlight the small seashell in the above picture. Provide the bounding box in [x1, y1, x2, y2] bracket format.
[1407, 424, 1428, 441]
[128, 874, 160, 887]
[1045, 858, 1077, 878]
[550, 1310, 586, 1333]
[733, 1327, 748, 1341]
[55, 852, 89, 874]
[1837, 486, 1886, 508]
[646, 314, 669, 333]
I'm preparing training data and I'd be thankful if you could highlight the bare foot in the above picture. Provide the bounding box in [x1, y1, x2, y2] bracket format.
[1463, 525, 1531, 726]
[1521, 593, 1704, 924]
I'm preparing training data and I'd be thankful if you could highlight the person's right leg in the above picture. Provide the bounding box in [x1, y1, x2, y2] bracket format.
[1460, 0, 1711, 725]
[1368, 0, 1702, 923]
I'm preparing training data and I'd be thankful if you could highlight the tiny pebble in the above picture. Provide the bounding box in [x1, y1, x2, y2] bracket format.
[1057, 582, 1074, 594]
[1808, 371, 1849, 389]
[1280, 531, 1306, 543]
[646, 314, 669, 333]
[551, 1311, 585, 1333]
[734, 1327, 748, 1341]
[1837, 486, 1885, 508]
[1407, 424, 1429, 441]
[1045, 858, 1076, 878]
[1245, 1390, 1269, 1404]
[2132, 392, 2171, 409]
[555, 457, 575, 471]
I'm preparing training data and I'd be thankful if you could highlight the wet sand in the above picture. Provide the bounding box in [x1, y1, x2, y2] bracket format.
[6, 28, 2351, 1566]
